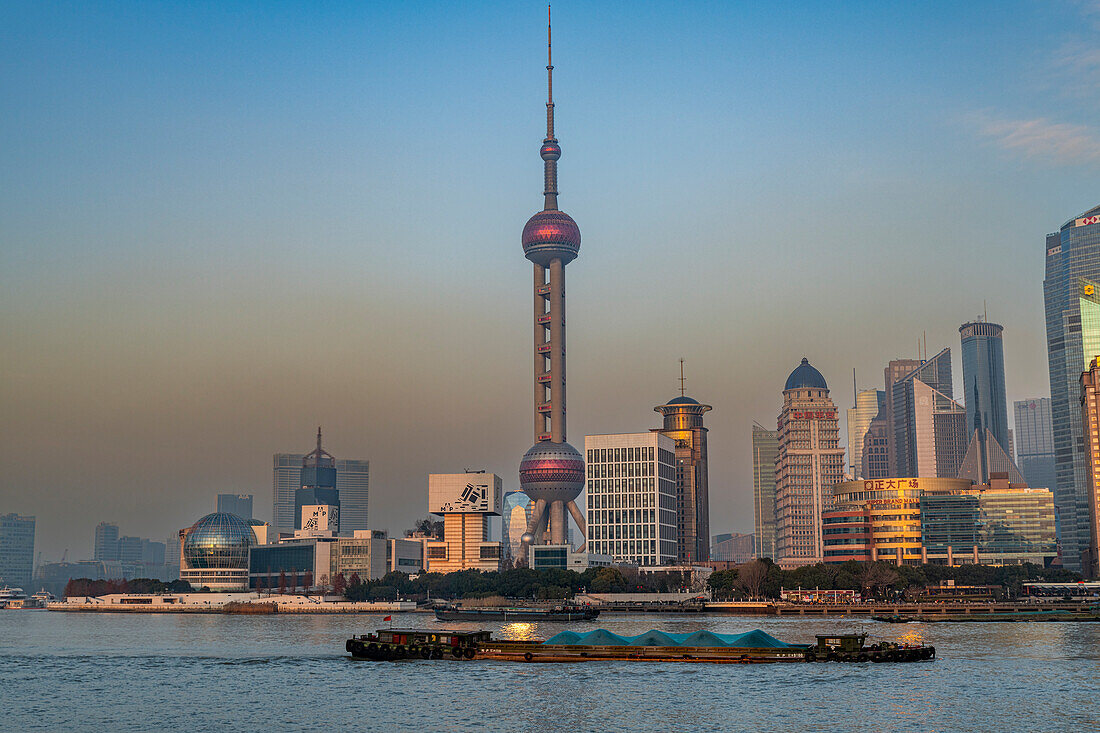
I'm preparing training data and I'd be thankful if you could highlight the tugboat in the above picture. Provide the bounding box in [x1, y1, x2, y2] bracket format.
[346, 628, 935, 664]
[433, 603, 599, 622]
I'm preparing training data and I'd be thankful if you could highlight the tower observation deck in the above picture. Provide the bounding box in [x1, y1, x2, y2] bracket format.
[518, 7, 587, 562]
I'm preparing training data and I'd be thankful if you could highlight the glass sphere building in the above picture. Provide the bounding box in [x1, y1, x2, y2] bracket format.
[179, 512, 256, 590]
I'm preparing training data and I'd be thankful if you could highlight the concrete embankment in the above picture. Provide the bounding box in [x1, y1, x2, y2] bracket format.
[48, 592, 416, 614]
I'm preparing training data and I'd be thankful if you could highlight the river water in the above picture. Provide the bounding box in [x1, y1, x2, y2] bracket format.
[3, 611, 1098, 732]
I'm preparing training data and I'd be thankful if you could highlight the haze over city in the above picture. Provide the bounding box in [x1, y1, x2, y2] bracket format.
[4, 0, 1100, 560]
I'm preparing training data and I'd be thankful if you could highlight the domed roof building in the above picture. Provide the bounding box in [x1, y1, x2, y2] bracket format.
[179, 512, 256, 591]
[784, 358, 829, 391]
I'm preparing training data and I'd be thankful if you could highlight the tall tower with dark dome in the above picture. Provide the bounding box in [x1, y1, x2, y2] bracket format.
[774, 358, 845, 568]
[518, 8, 587, 562]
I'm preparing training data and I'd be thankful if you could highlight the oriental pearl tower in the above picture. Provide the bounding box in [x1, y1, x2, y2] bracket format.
[518, 7, 587, 564]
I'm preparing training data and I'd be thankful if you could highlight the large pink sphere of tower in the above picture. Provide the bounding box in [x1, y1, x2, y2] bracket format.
[522, 210, 580, 267]
[518, 441, 585, 504]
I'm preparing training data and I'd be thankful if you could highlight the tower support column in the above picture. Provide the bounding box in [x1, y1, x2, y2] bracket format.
[549, 258, 565, 443]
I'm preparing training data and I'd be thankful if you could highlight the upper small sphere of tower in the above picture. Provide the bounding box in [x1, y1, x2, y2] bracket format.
[784, 357, 828, 391]
[540, 139, 561, 161]
[522, 209, 581, 266]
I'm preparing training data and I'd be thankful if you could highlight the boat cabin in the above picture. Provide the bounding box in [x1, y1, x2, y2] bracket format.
[814, 633, 868, 654]
[368, 629, 492, 648]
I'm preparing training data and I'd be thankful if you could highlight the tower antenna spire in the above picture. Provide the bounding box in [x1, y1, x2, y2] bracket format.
[679, 358, 686, 397]
[540, 4, 560, 210]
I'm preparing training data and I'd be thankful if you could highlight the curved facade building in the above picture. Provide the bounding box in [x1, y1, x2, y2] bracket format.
[179, 512, 256, 590]
[1044, 203, 1100, 571]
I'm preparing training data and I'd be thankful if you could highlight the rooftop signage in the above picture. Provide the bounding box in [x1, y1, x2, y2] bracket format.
[1077, 215, 1100, 227]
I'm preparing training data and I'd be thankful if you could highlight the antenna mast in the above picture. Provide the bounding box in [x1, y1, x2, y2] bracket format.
[679, 358, 686, 397]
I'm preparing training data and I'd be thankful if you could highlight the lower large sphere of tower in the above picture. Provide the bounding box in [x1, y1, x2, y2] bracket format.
[519, 441, 585, 503]
[522, 210, 581, 266]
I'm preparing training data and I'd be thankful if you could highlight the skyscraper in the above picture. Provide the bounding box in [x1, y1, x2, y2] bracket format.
[0, 514, 35, 589]
[774, 359, 846, 567]
[884, 358, 922, 476]
[517, 11, 587, 563]
[889, 349, 968, 479]
[1014, 398, 1056, 491]
[1043, 202, 1100, 571]
[295, 428, 340, 532]
[93, 521, 120, 562]
[585, 433, 678, 566]
[655, 391, 713, 563]
[273, 433, 369, 536]
[751, 424, 779, 560]
[861, 413, 890, 479]
[1080, 358, 1100, 578]
[216, 494, 253, 520]
[957, 320, 1022, 484]
[847, 387, 885, 479]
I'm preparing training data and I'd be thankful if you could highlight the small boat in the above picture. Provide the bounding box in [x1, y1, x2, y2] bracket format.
[0, 587, 28, 609]
[346, 628, 935, 664]
[433, 604, 599, 622]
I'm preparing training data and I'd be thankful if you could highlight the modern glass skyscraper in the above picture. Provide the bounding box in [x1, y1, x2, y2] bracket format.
[216, 494, 253, 520]
[273, 434, 369, 536]
[1043, 202, 1100, 572]
[847, 388, 885, 479]
[889, 349, 968, 479]
[0, 513, 36, 588]
[751, 424, 779, 560]
[501, 491, 532, 563]
[1014, 398, 1056, 491]
[959, 321, 1010, 466]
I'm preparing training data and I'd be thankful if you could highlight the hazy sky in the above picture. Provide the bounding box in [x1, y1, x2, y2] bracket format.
[3, 1, 1100, 561]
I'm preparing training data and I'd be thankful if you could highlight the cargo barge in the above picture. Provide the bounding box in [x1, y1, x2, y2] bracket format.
[433, 604, 599, 622]
[873, 609, 1100, 623]
[346, 628, 935, 664]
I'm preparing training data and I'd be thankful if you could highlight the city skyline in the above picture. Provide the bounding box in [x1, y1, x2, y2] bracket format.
[4, 2, 1100, 560]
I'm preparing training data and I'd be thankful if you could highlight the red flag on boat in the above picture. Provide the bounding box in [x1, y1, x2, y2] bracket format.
[383, 615, 392, 621]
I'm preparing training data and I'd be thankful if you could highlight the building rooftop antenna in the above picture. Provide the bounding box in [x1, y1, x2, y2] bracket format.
[679, 358, 687, 397]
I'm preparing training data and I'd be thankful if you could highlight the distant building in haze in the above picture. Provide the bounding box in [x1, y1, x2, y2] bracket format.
[847, 387, 885, 479]
[272, 430, 369, 536]
[1014, 398, 1056, 491]
[775, 358, 846, 568]
[751, 425, 779, 560]
[217, 494, 253, 520]
[0, 514, 35, 589]
[861, 412, 890, 479]
[654, 392, 713, 563]
[93, 522, 120, 562]
[711, 532, 754, 563]
[889, 349, 968, 478]
[1044, 203, 1100, 571]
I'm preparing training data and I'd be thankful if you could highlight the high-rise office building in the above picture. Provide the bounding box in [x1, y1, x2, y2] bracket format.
[847, 387, 885, 479]
[861, 413, 890, 479]
[1014, 398, 1056, 491]
[273, 433, 369, 537]
[1043, 202, 1100, 571]
[585, 432, 678, 566]
[216, 494, 253, 520]
[295, 429, 340, 532]
[0, 513, 36, 588]
[655, 393, 713, 563]
[117, 536, 145, 564]
[889, 349, 968, 479]
[752, 425, 779, 560]
[93, 522, 120, 562]
[1079, 358, 1100, 577]
[516, 13, 587, 564]
[958, 321, 1022, 484]
[775, 359, 846, 568]
[884, 358, 922, 476]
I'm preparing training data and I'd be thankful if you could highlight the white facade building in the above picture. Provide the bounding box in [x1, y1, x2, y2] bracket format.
[425, 472, 503, 572]
[584, 432, 678, 566]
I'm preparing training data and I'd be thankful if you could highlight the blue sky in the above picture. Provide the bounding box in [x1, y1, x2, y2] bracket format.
[3, 1, 1100, 559]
